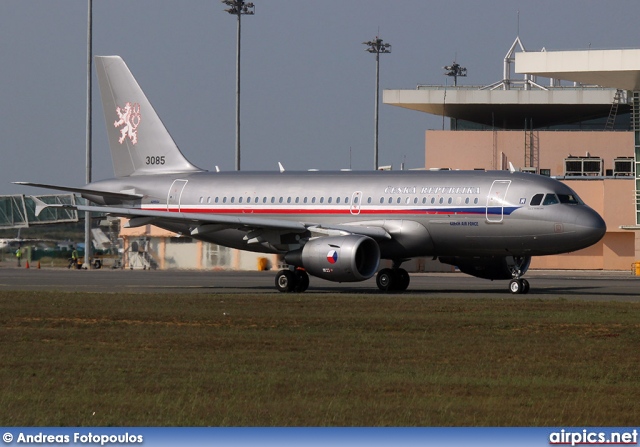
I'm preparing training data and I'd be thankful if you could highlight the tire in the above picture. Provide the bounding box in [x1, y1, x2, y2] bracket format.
[522, 278, 530, 294]
[376, 268, 395, 292]
[293, 271, 310, 293]
[275, 270, 295, 293]
[509, 279, 523, 294]
[396, 268, 410, 291]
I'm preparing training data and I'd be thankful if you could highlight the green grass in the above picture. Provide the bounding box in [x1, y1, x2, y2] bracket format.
[0, 291, 639, 426]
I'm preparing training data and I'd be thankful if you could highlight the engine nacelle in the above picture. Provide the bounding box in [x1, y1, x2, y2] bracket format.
[284, 235, 380, 282]
[439, 255, 531, 280]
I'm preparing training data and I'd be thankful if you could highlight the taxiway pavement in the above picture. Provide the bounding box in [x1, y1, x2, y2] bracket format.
[0, 266, 638, 300]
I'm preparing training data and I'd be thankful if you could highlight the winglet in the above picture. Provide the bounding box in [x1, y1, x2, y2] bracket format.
[278, 162, 285, 173]
[30, 196, 66, 217]
[508, 162, 516, 173]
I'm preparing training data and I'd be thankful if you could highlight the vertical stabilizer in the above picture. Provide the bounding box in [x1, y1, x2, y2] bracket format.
[95, 56, 203, 177]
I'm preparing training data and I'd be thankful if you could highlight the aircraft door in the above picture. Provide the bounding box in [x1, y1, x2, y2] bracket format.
[486, 180, 511, 223]
[167, 179, 188, 211]
[350, 191, 362, 215]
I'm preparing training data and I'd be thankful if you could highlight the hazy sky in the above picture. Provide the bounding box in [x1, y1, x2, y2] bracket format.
[2, 0, 639, 194]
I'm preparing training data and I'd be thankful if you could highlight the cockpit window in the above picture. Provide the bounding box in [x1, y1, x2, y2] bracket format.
[542, 194, 559, 205]
[530, 193, 543, 206]
[557, 193, 582, 205]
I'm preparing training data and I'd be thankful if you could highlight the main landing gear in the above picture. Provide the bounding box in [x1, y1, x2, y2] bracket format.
[376, 266, 410, 292]
[275, 269, 310, 293]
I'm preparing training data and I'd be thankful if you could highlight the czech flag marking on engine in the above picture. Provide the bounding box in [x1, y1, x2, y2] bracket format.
[327, 250, 338, 264]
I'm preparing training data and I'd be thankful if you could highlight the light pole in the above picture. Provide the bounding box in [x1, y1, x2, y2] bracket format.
[363, 36, 391, 171]
[84, 0, 93, 269]
[222, 0, 254, 171]
[443, 61, 467, 86]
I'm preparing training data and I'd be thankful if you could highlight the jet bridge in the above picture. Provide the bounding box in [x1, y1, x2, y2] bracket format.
[0, 194, 78, 229]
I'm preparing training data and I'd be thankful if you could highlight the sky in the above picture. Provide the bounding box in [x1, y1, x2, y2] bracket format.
[2, 0, 640, 195]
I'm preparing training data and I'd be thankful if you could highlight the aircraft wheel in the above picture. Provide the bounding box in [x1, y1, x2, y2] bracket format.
[293, 270, 310, 293]
[521, 279, 530, 294]
[396, 268, 410, 291]
[275, 270, 295, 293]
[376, 268, 395, 292]
[509, 278, 523, 294]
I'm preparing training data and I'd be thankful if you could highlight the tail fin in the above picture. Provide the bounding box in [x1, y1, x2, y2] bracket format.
[95, 56, 203, 177]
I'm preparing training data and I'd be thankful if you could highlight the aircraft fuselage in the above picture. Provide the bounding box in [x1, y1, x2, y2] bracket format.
[86, 169, 605, 260]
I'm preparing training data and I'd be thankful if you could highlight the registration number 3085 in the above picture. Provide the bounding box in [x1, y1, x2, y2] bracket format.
[146, 156, 166, 165]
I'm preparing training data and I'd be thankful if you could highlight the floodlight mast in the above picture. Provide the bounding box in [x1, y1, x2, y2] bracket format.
[363, 37, 391, 171]
[222, 0, 255, 171]
[443, 62, 467, 86]
[85, 0, 93, 269]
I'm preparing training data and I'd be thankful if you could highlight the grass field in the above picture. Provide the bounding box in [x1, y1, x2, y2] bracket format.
[0, 290, 638, 426]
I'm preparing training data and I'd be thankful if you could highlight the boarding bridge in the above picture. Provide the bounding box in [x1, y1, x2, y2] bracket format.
[0, 194, 78, 228]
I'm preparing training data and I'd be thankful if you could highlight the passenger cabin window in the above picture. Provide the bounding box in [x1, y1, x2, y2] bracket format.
[530, 194, 544, 206]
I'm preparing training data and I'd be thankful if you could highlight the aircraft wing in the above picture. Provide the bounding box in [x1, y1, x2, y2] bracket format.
[13, 182, 143, 200]
[33, 199, 391, 240]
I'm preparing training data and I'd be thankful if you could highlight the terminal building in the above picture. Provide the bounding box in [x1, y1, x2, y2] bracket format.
[385, 37, 640, 271]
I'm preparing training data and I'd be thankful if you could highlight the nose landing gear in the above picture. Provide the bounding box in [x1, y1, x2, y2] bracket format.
[509, 278, 530, 294]
[508, 256, 530, 294]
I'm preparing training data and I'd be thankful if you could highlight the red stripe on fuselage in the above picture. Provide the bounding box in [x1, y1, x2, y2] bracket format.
[142, 206, 486, 216]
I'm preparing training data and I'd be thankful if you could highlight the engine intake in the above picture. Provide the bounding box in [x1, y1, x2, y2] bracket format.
[284, 235, 380, 282]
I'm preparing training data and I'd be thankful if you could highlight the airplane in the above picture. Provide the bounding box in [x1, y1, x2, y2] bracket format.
[0, 229, 55, 251]
[16, 56, 606, 294]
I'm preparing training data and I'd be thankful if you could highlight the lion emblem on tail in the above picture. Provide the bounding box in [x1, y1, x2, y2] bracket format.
[114, 102, 141, 145]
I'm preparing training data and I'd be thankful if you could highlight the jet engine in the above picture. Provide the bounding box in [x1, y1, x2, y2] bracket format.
[284, 235, 380, 282]
[439, 255, 531, 280]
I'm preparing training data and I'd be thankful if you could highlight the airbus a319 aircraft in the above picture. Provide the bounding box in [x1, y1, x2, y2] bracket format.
[18, 56, 606, 294]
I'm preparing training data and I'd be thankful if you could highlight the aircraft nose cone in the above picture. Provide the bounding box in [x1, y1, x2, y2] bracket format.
[573, 207, 606, 247]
